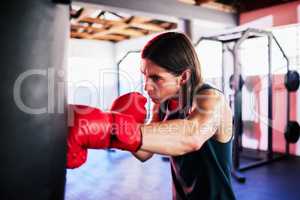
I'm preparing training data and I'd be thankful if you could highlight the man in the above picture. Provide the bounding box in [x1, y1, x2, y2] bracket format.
[67, 32, 236, 200]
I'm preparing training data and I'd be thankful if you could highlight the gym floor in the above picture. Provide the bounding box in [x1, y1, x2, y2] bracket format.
[65, 150, 300, 200]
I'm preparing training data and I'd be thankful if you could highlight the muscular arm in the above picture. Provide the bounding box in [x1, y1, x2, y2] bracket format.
[140, 89, 232, 156]
[132, 149, 153, 162]
[132, 103, 161, 162]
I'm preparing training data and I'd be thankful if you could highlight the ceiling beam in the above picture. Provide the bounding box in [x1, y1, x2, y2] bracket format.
[74, 0, 237, 26]
[93, 34, 126, 41]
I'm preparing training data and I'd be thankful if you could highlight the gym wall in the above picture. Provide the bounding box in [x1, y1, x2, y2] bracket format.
[68, 39, 118, 110]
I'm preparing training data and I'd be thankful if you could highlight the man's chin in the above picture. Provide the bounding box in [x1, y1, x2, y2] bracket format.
[151, 98, 160, 104]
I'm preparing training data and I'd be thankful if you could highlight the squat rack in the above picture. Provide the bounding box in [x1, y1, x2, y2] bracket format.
[195, 28, 291, 183]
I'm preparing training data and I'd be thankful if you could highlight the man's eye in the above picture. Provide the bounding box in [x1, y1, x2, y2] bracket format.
[152, 76, 160, 82]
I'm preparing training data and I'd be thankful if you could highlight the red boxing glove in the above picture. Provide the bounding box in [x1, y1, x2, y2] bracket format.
[66, 105, 112, 169]
[168, 99, 179, 112]
[66, 97, 146, 169]
[109, 92, 147, 150]
[110, 92, 147, 123]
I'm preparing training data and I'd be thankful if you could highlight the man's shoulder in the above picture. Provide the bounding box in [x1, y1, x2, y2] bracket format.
[194, 88, 223, 108]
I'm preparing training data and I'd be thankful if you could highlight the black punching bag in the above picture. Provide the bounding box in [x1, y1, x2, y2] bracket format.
[0, 1, 69, 199]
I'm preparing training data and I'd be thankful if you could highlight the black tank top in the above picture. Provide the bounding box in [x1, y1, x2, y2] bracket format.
[159, 83, 236, 200]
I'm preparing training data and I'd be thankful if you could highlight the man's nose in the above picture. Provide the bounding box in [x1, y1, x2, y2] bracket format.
[144, 79, 154, 92]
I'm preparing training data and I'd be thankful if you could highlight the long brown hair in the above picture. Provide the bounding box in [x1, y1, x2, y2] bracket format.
[141, 31, 203, 113]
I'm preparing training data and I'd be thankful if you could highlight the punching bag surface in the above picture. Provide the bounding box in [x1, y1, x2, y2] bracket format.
[0, 1, 69, 199]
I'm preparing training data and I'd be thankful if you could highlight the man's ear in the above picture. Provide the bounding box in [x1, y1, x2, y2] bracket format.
[179, 69, 192, 85]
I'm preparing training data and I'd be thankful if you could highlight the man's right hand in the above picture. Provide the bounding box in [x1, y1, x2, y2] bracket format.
[109, 92, 147, 150]
[67, 105, 110, 169]
[66, 103, 143, 169]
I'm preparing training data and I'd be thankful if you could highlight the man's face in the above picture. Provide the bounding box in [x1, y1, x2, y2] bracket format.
[141, 58, 180, 104]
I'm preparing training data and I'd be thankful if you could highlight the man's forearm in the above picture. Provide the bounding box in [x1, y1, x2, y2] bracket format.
[140, 119, 201, 156]
[132, 150, 153, 162]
